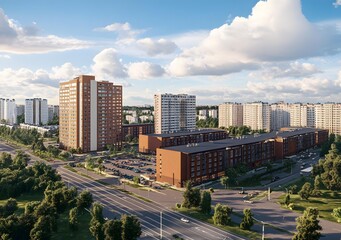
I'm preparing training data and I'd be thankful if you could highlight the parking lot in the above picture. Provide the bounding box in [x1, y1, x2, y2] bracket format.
[102, 156, 156, 181]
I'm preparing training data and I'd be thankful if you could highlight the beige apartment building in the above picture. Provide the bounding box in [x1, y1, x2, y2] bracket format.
[315, 103, 341, 135]
[59, 75, 122, 152]
[243, 102, 271, 132]
[218, 102, 243, 128]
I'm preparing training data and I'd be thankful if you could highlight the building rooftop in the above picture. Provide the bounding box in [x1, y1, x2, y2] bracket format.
[146, 128, 226, 138]
[164, 132, 276, 154]
[163, 128, 324, 154]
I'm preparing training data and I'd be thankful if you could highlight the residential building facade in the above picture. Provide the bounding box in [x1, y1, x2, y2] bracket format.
[25, 98, 48, 125]
[154, 93, 196, 134]
[243, 102, 271, 131]
[59, 75, 122, 152]
[0, 98, 17, 125]
[218, 102, 243, 128]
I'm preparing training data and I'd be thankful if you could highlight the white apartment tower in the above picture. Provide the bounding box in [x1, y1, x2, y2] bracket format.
[154, 93, 196, 134]
[0, 98, 17, 125]
[270, 101, 290, 130]
[243, 102, 271, 131]
[315, 103, 341, 135]
[218, 103, 243, 128]
[25, 98, 48, 126]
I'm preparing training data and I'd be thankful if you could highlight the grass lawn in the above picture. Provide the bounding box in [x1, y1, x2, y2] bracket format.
[278, 190, 341, 223]
[175, 207, 261, 240]
[0, 191, 44, 213]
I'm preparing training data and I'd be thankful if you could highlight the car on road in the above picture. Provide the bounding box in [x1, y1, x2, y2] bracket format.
[180, 217, 189, 223]
[271, 176, 280, 182]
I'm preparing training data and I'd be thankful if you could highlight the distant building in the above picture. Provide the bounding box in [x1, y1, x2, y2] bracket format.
[140, 115, 153, 122]
[59, 75, 122, 152]
[154, 93, 196, 134]
[125, 115, 139, 124]
[0, 98, 17, 125]
[270, 101, 289, 131]
[218, 102, 243, 128]
[208, 109, 218, 119]
[122, 123, 154, 140]
[25, 98, 48, 126]
[16, 104, 25, 116]
[48, 105, 59, 122]
[198, 109, 207, 116]
[243, 102, 271, 131]
[315, 103, 341, 135]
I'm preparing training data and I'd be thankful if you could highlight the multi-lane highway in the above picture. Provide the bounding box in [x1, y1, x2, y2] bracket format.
[0, 141, 244, 240]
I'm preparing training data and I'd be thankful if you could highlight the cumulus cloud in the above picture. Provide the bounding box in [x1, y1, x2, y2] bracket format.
[0, 9, 89, 54]
[136, 38, 178, 56]
[92, 48, 127, 80]
[333, 0, 341, 7]
[251, 62, 321, 80]
[94, 22, 144, 39]
[92, 48, 165, 80]
[127, 62, 164, 79]
[169, 0, 341, 76]
[0, 63, 85, 104]
[0, 54, 10, 59]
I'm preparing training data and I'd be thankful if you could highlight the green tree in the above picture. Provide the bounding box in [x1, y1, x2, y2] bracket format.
[212, 203, 233, 226]
[69, 207, 78, 230]
[76, 190, 93, 210]
[289, 185, 298, 194]
[200, 191, 212, 214]
[89, 219, 104, 240]
[332, 207, 341, 222]
[220, 176, 229, 189]
[314, 175, 323, 190]
[121, 215, 142, 240]
[182, 181, 201, 208]
[293, 208, 322, 240]
[30, 215, 53, 240]
[285, 194, 291, 206]
[298, 182, 313, 200]
[103, 219, 122, 240]
[133, 176, 140, 185]
[91, 203, 104, 224]
[240, 208, 254, 230]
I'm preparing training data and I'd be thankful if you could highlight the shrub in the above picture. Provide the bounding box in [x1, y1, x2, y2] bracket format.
[175, 203, 181, 209]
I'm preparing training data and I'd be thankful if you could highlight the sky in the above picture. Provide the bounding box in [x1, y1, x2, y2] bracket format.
[0, 0, 341, 106]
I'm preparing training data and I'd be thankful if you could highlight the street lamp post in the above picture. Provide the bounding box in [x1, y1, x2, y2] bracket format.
[261, 221, 265, 240]
[160, 211, 163, 239]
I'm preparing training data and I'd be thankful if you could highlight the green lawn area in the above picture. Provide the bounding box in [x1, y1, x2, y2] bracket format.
[278, 190, 341, 223]
[175, 207, 261, 240]
[0, 191, 44, 213]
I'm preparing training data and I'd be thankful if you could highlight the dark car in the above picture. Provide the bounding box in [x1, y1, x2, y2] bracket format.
[271, 176, 280, 182]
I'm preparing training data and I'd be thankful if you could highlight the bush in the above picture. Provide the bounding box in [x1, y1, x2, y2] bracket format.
[175, 203, 181, 209]
[209, 188, 214, 193]
[288, 203, 295, 210]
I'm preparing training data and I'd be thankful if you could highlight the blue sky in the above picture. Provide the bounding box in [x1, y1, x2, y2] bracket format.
[0, 0, 341, 105]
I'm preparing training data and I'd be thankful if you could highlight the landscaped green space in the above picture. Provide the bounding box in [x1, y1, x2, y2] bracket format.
[0, 191, 43, 211]
[52, 210, 93, 240]
[175, 207, 261, 240]
[279, 190, 341, 223]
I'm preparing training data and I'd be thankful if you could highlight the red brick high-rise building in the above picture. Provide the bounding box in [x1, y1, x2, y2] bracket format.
[59, 75, 122, 152]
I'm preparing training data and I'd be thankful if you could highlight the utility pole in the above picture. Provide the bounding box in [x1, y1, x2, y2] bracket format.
[160, 211, 163, 239]
[262, 221, 265, 240]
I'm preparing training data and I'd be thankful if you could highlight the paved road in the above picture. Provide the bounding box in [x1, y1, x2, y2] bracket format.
[0, 141, 244, 240]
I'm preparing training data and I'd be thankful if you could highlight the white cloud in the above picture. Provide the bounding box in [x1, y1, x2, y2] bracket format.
[251, 62, 321, 80]
[0, 54, 10, 59]
[94, 22, 144, 39]
[92, 48, 127, 80]
[136, 38, 178, 56]
[169, 0, 341, 76]
[0, 63, 86, 104]
[0, 9, 89, 54]
[127, 62, 164, 79]
[333, 0, 341, 7]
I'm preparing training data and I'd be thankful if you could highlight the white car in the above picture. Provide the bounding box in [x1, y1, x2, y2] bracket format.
[181, 217, 189, 223]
